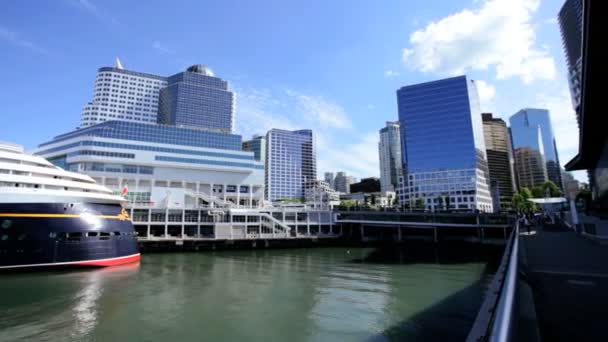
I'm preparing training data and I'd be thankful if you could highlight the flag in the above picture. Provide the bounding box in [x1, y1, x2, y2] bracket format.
[121, 185, 128, 197]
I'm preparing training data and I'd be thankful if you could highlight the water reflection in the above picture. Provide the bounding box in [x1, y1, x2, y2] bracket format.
[70, 263, 140, 339]
[0, 247, 498, 342]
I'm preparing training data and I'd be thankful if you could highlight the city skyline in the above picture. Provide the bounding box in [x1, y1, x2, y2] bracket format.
[0, 0, 584, 181]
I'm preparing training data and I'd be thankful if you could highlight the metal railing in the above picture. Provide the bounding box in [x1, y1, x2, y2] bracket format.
[467, 222, 519, 342]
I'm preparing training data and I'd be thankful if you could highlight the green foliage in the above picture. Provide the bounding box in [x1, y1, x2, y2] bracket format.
[339, 200, 356, 208]
[512, 188, 537, 211]
[541, 181, 562, 197]
[277, 198, 303, 204]
[531, 186, 544, 198]
[414, 198, 425, 209]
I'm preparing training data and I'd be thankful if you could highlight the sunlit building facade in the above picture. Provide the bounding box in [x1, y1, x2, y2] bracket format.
[482, 113, 516, 210]
[79, 60, 167, 128]
[510, 108, 562, 189]
[265, 129, 316, 201]
[397, 75, 493, 212]
[34, 121, 264, 208]
[379, 121, 402, 193]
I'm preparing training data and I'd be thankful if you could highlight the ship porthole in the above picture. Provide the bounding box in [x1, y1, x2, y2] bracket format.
[1, 220, 11, 229]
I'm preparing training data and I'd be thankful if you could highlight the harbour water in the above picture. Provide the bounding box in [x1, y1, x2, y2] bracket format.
[0, 245, 500, 341]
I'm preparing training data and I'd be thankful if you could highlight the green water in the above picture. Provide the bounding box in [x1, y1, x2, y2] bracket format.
[0, 246, 498, 341]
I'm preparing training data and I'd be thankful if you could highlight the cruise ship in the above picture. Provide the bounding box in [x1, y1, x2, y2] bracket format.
[0, 142, 140, 270]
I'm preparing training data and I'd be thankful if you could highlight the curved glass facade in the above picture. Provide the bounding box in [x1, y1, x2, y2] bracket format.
[397, 75, 492, 212]
[42, 121, 243, 151]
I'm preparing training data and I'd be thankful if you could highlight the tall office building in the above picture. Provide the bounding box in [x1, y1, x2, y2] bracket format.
[558, 0, 584, 114]
[334, 172, 356, 194]
[80, 59, 167, 128]
[510, 109, 562, 189]
[242, 135, 266, 162]
[482, 113, 516, 210]
[324, 172, 335, 189]
[159, 65, 235, 132]
[379, 121, 402, 192]
[265, 129, 316, 201]
[397, 75, 493, 212]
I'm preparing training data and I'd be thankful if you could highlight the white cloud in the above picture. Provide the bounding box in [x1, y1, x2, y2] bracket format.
[476, 80, 496, 111]
[0, 26, 49, 54]
[402, 0, 556, 83]
[152, 41, 172, 54]
[291, 92, 353, 130]
[384, 70, 400, 77]
[317, 132, 380, 178]
[235, 87, 377, 179]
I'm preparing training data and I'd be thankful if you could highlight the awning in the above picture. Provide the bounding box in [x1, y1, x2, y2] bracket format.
[527, 197, 568, 204]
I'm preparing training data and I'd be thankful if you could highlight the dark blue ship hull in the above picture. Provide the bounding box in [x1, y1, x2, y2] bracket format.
[0, 202, 140, 270]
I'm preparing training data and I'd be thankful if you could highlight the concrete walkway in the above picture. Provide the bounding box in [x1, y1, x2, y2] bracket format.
[520, 223, 608, 341]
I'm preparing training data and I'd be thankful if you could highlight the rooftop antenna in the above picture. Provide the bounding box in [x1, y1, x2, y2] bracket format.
[115, 57, 124, 70]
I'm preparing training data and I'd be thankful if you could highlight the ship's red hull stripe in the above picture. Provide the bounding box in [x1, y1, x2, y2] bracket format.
[74, 253, 141, 267]
[0, 253, 141, 270]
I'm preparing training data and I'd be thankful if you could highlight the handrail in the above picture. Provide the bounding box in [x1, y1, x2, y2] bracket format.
[466, 222, 519, 342]
[490, 222, 519, 342]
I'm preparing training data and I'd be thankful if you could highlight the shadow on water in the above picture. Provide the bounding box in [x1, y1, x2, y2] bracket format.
[349, 242, 503, 342]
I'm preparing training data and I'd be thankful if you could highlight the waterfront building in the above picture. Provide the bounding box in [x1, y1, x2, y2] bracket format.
[482, 113, 516, 210]
[334, 172, 356, 194]
[350, 177, 381, 194]
[34, 121, 264, 208]
[304, 180, 340, 208]
[397, 75, 493, 212]
[324, 172, 335, 189]
[79, 59, 167, 128]
[558, 0, 584, 114]
[510, 109, 562, 189]
[379, 121, 403, 193]
[158, 65, 235, 132]
[265, 129, 316, 202]
[242, 135, 266, 162]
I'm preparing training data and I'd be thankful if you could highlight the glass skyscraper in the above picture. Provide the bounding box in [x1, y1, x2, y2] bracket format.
[159, 65, 235, 132]
[510, 108, 562, 189]
[558, 0, 583, 114]
[379, 121, 402, 193]
[265, 129, 316, 201]
[397, 75, 493, 212]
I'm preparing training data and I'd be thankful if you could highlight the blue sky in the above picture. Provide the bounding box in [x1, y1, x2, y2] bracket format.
[0, 0, 584, 181]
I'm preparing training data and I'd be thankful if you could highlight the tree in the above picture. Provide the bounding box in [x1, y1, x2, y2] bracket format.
[512, 193, 525, 210]
[531, 186, 544, 198]
[370, 194, 377, 206]
[512, 187, 537, 211]
[541, 181, 562, 197]
[340, 200, 356, 208]
[444, 195, 450, 211]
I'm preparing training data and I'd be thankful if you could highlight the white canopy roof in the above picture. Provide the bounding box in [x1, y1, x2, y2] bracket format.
[527, 197, 567, 204]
